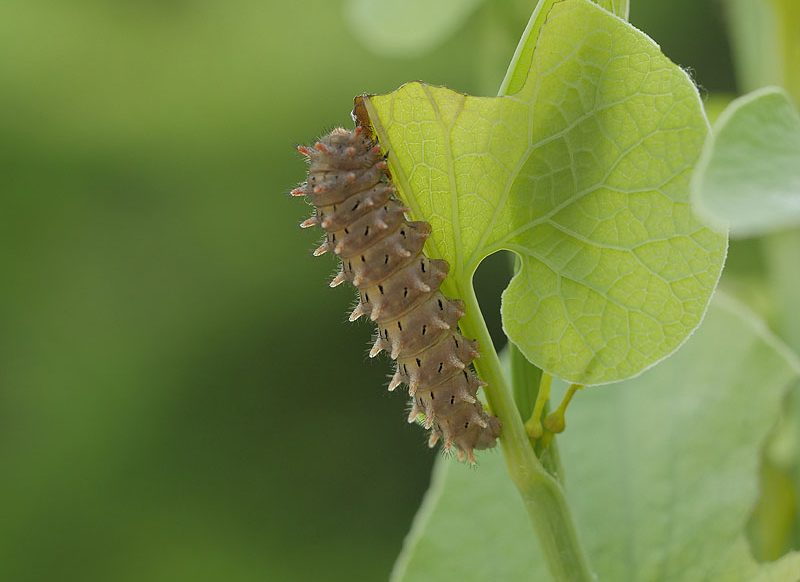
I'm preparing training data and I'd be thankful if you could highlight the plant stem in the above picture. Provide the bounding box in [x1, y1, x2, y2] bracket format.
[525, 372, 552, 438]
[763, 229, 800, 366]
[474, 1, 596, 571]
[457, 280, 594, 582]
[510, 341, 542, 424]
[545, 384, 584, 432]
[775, 0, 800, 103]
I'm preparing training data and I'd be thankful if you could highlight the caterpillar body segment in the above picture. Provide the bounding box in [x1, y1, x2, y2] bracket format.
[296, 127, 500, 463]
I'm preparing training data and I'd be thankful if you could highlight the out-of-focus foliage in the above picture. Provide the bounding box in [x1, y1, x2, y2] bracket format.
[692, 87, 800, 237]
[702, 2, 800, 560]
[0, 2, 480, 580]
[724, 0, 800, 98]
[393, 297, 800, 581]
[0, 1, 737, 580]
[345, 0, 485, 57]
[345, 0, 627, 59]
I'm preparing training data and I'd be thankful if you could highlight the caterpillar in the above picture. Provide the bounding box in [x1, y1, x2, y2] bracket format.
[292, 126, 501, 463]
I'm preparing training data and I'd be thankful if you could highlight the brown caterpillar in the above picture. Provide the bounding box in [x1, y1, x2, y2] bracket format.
[292, 126, 501, 463]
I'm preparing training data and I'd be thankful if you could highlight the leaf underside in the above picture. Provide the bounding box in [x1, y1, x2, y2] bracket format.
[391, 295, 800, 582]
[363, 0, 726, 385]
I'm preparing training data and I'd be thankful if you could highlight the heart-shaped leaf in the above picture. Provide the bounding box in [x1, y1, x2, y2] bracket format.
[361, 0, 726, 385]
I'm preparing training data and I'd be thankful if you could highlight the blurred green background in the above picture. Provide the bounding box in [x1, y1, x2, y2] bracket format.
[0, 1, 736, 580]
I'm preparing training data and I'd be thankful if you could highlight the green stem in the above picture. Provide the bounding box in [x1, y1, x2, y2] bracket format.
[775, 0, 800, 102]
[475, 2, 597, 573]
[763, 228, 800, 380]
[545, 384, 584, 433]
[525, 372, 553, 439]
[510, 341, 542, 422]
[611, 0, 630, 20]
[524, 370, 567, 481]
[457, 280, 594, 582]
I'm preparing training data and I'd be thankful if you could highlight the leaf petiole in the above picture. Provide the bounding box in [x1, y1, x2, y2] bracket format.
[545, 383, 584, 435]
[456, 278, 594, 582]
[525, 372, 552, 440]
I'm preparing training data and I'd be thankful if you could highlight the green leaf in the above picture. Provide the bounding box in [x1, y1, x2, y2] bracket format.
[344, 0, 485, 57]
[391, 295, 800, 581]
[362, 0, 726, 385]
[691, 87, 800, 238]
[500, 0, 628, 96]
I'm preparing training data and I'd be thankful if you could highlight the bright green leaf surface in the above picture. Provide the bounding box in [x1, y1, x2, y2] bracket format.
[364, 0, 726, 385]
[500, 0, 628, 96]
[344, 0, 484, 57]
[392, 296, 800, 581]
[692, 87, 800, 238]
